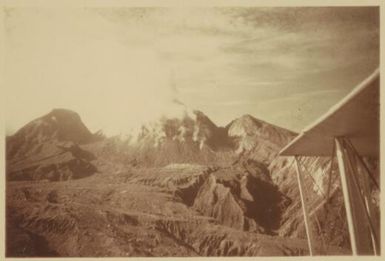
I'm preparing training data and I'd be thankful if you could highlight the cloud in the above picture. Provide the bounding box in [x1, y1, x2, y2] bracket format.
[5, 7, 379, 135]
[214, 100, 257, 106]
[259, 89, 342, 105]
[5, 8, 179, 135]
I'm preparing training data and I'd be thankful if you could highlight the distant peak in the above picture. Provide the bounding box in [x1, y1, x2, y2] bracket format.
[51, 108, 76, 113]
[192, 110, 207, 120]
[193, 110, 216, 124]
[11, 108, 93, 145]
[240, 114, 256, 120]
[47, 108, 81, 119]
[237, 114, 260, 123]
[230, 114, 263, 128]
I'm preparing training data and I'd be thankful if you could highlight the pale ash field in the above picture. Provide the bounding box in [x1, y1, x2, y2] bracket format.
[6, 108, 371, 257]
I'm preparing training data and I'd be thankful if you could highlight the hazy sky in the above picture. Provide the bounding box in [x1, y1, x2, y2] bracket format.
[4, 7, 379, 135]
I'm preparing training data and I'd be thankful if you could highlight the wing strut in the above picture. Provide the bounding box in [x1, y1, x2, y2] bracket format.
[294, 156, 315, 255]
[335, 137, 378, 255]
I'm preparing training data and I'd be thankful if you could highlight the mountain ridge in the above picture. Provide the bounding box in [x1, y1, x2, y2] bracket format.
[6, 108, 354, 257]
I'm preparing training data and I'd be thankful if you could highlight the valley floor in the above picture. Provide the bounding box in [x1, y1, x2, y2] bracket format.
[6, 163, 348, 257]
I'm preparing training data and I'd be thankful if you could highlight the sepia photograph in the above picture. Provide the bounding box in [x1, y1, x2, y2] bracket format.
[2, 1, 381, 258]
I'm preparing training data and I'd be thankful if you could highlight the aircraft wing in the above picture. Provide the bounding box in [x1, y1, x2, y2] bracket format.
[280, 69, 379, 158]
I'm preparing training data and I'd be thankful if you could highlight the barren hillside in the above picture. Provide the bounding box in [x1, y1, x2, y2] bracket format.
[6, 109, 353, 257]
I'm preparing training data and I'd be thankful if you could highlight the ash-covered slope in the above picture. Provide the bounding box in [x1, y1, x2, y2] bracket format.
[269, 156, 351, 249]
[224, 115, 354, 250]
[6, 108, 354, 256]
[96, 110, 235, 167]
[89, 111, 331, 238]
[96, 112, 296, 167]
[6, 109, 97, 181]
[7, 109, 94, 160]
[227, 115, 296, 163]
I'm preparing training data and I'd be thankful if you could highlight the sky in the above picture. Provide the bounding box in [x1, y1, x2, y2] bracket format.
[4, 7, 379, 136]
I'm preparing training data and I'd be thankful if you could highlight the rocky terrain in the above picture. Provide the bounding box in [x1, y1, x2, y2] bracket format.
[6, 108, 364, 257]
